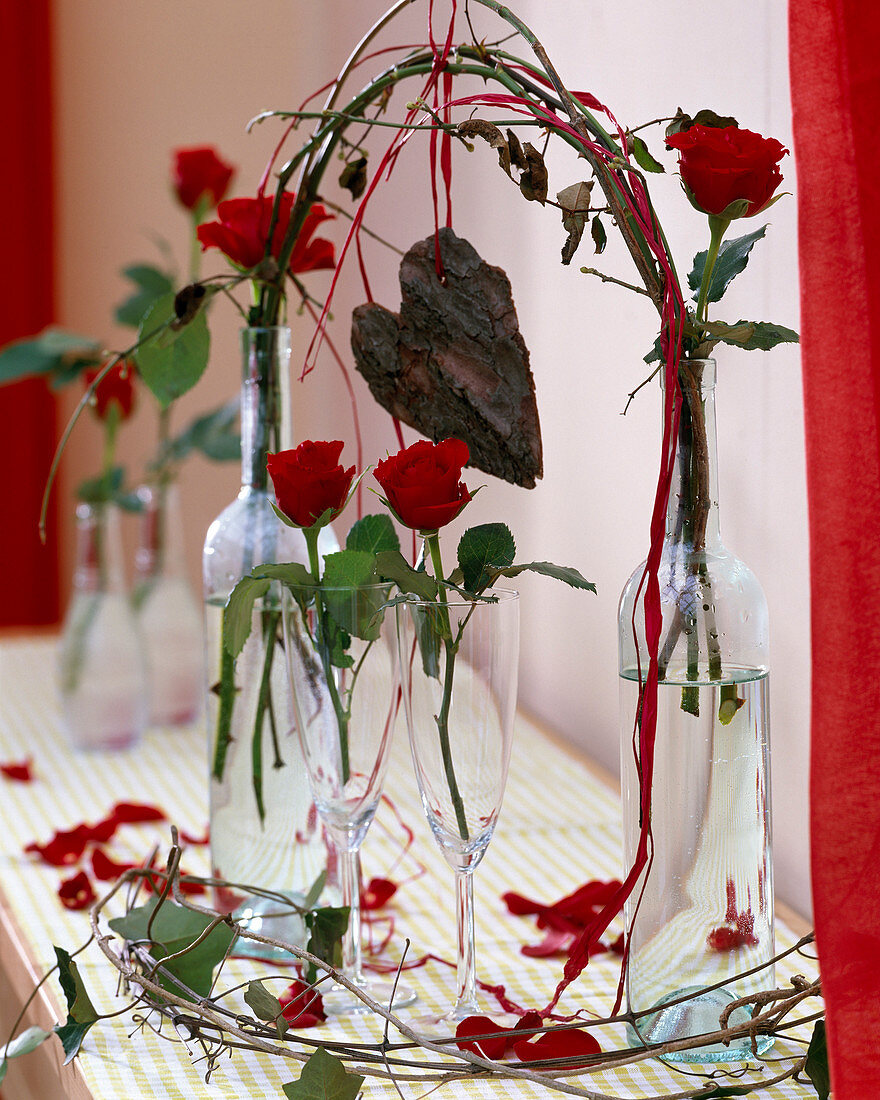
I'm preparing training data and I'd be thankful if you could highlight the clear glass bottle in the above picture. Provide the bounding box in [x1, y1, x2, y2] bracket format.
[58, 502, 148, 751]
[618, 359, 774, 1061]
[203, 326, 336, 956]
[134, 481, 202, 726]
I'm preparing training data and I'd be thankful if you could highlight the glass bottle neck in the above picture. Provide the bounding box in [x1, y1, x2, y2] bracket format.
[240, 326, 292, 491]
[73, 502, 125, 593]
[663, 359, 721, 550]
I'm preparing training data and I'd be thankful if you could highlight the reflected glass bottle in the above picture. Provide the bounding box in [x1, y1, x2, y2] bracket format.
[618, 358, 774, 1061]
[134, 482, 202, 726]
[58, 502, 148, 751]
[203, 326, 336, 955]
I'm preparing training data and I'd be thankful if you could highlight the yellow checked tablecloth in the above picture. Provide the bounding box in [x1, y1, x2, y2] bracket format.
[0, 639, 816, 1100]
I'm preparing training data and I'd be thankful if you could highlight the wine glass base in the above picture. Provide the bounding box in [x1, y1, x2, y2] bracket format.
[407, 1006, 519, 1043]
[323, 978, 418, 1016]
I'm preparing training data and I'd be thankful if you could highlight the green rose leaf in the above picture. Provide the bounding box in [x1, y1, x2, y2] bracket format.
[688, 225, 767, 305]
[304, 907, 349, 985]
[282, 1048, 365, 1100]
[321, 551, 388, 642]
[244, 980, 288, 1040]
[76, 467, 124, 505]
[458, 523, 516, 594]
[162, 400, 240, 464]
[135, 290, 210, 408]
[322, 550, 377, 589]
[495, 561, 597, 592]
[223, 576, 271, 658]
[701, 318, 800, 351]
[630, 134, 665, 174]
[375, 550, 438, 600]
[108, 897, 235, 1001]
[53, 946, 99, 1064]
[115, 264, 175, 329]
[804, 1020, 830, 1100]
[345, 514, 400, 555]
[0, 328, 102, 385]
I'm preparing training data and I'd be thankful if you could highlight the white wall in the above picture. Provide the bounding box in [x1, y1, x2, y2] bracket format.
[52, 0, 809, 915]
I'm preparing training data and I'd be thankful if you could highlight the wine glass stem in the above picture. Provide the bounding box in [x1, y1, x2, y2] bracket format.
[455, 868, 478, 1013]
[340, 846, 365, 986]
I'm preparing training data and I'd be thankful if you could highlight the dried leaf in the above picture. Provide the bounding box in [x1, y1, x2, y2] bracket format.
[518, 142, 548, 204]
[557, 181, 593, 265]
[458, 119, 511, 176]
[339, 156, 368, 200]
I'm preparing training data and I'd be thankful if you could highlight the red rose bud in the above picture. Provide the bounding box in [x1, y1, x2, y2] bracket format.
[374, 438, 472, 531]
[665, 124, 788, 219]
[172, 146, 235, 212]
[267, 441, 355, 529]
[197, 193, 335, 274]
[85, 360, 136, 422]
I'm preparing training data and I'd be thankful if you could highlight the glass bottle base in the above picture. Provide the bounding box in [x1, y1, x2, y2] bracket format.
[229, 892, 308, 960]
[628, 986, 774, 1062]
[323, 978, 417, 1017]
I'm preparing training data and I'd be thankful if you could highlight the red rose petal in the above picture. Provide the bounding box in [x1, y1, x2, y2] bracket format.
[521, 928, 574, 958]
[455, 1016, 510, 1060]
[109, 802, 167, 826]
[26, 825, 92, 866]
[514, 1027, 601, 1068]
[58, 870, 97, 911]
[1, 758, 34, 782]
[361, 876, 397, 910]
[279, 979, 326, 1027]
[179, 826, 210, 846]
[91, 848, 138, 881]
[706, 925, 759, 952]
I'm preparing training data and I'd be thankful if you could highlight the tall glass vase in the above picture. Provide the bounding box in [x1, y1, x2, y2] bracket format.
[58, 502, 148, 751]
[134, 481, 202, 726]
[203, 326, 336, 954]
[618, 358, 773, 1061]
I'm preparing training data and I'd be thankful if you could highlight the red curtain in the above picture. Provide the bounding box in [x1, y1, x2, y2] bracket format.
[790, 0, 880, 1092]
[0, 0, 60, 627]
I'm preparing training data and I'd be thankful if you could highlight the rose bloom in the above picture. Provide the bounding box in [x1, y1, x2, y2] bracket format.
[665, 124, 788, 218]
[171, 146, 235, 212]
[84, 360, 136, 422]
[374, 438, 472, 531]
[197, 193, 335, 274]
[267, 440, 355, 528]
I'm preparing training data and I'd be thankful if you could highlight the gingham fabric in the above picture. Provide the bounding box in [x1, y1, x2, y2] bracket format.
[0, 639, 816, 1098]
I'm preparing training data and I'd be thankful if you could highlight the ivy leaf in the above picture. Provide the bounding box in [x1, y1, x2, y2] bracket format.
[804, 1020, 830, 1100]
[0, 328, 101, 385]
[701, 318, 799, 351]
[557, 181, 593, 266]
[282, 1048, 365, 1100]
[135, 290, 210, 408]
[630, 134, 665, 173]
[375, 550, 437, 599]
[115, 264, 175, 328]
[108, 897, 235, 1001]
[697, 1088, 750, 1098]
[303, 907, 349, 985]
[688, 225, 767, 305]
[244, 979, 288, 1040]
[303, 871, 327, 910]
[494, 561, 597, 592]
[345, 514, 400, 555]
[161, 399, 240, 464]
[458, 523, 516, 594]
[0, 1024, 52, 1083]
[53, 946, 99, 1064]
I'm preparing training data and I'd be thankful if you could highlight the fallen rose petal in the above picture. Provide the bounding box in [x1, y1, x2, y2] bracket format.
[609, 932, 626, 956]
[514, 1026, 601, 1067]
[58, 870, 97, 911]
[1, 758, 34, 782]
[178, 826, 210, 846]
[455, 1016, 510, 1060]
[91, 848, 138, 881]
[108, 802, 167, 826]
[706, 925, 759, 952]
[25, 825, 92, 867]
[513, 1010, 544, 1038]
[279, 979, 326, 1027]
[362, 876, 397, 910]
[521, 927, 574, 957]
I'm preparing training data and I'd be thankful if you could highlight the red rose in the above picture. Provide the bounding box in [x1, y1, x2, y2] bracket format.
[267, 440, 355, 528]
[665, 124, 788, 218]
[197, 194, 335, 274]
[85, 360, 136, 422]
[171, 146, 235, 212]
[374, 438, 472, 531]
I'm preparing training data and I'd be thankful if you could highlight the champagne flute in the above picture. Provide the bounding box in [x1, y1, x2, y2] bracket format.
[283, 581, 416, 1014]
[396, 590, 519, 1035]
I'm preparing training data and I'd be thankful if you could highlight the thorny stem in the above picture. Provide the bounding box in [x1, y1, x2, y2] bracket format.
[426, 532, 469, 842]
